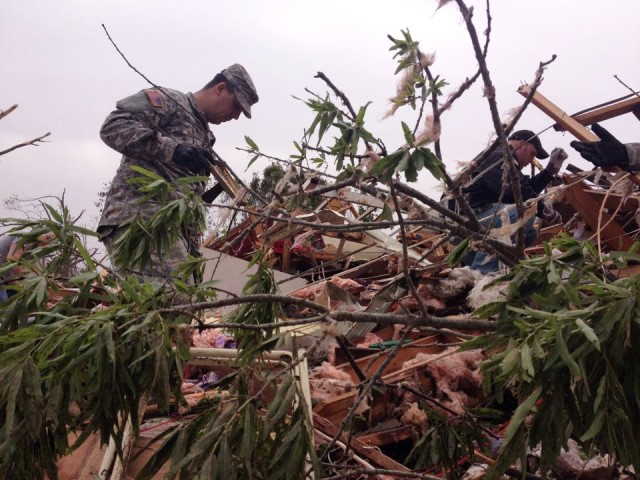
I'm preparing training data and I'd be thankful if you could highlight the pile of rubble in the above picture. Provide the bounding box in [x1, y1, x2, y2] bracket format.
[55, 90, 640, 479]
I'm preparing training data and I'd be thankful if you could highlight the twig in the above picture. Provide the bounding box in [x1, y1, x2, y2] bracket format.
[0, 104, 18, 121]
[390, 182, 430, 319]
[0, 132, 51, 157]
[613, 75, 640, 99]
[315, 72, 358, 120]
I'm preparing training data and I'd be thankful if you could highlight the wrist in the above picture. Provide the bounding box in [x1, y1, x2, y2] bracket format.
[545, 164, 560, 175]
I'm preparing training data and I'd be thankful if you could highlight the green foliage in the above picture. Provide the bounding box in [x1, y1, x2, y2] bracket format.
[368, 145, 445, 183]
[0, 258, 189, 479]
[387, 29, 448, 111]
[111, 166, 207, 273]
[249, 163, 287, 204]
[446, 237, 470, 268]
[244, 135, 261, 169]
[229, 254, 284, 363]
[467, 234, 640, 476]
[138, 368, 320, 480]
[0, 184, 324, 479]
[1, 200, 98, 330]
[301, 94, 379, 172]
[405, 404, 490, 478]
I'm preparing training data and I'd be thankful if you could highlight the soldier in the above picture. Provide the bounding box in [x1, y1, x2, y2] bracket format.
[97, 64, 258, 290]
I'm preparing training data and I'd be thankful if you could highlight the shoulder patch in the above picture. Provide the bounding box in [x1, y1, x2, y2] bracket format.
[144, 89, 165, 108]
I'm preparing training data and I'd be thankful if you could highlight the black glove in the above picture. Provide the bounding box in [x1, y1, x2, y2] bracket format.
[570, 123, 629, 169]
[172, 145, 213, 175]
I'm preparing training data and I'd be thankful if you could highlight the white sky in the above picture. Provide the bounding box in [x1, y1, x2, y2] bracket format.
[1, 0, 639, 235]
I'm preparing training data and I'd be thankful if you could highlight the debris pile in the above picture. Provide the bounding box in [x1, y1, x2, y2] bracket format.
[54, 91, 640, 478]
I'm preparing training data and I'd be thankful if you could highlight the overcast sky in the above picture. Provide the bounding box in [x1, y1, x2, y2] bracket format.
[2, 0, 639, 236]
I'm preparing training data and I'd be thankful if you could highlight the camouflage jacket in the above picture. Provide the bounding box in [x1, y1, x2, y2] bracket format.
[98, 88, 215, 235]
[627, 143, 640, 170]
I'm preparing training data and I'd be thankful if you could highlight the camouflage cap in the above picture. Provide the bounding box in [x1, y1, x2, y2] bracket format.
[220, 64, 259, 119]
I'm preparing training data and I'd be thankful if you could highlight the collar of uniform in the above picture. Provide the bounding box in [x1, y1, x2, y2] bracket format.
[187, 92, 209, 130]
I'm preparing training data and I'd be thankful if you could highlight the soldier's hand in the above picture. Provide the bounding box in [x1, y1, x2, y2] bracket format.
[570, 123, 629, 169]
[172, 145, 214, 175]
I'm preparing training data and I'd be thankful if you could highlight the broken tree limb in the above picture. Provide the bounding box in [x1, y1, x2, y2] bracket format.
[0, 132, 51, 156]
[0, 104, 18, 121]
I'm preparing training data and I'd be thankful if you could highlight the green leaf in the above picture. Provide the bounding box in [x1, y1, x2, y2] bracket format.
[446, 238, 470, 267]
[70, 271, 99, 285]
[129, 165, 164, 181]
[401, 121, 415, 144]
[410, 148, 425, 170]
[575, 318, 600, 351]
[421, 147, 445, 180]
[520, 343, 535, 380]
[355, 102, 371, 125]
[245, 135, 259, 151]
[555, 330, 581, 377]
[580, 409, 605, 442]
[501, 386, 542, 448]
[4, 363, 24, 436]
[247, 154, 260, 169]
[396, 150, 411, 172]
[43, 203, 64, 223]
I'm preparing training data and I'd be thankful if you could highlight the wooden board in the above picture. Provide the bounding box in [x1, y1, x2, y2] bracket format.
[313, 414, 411, 472]
[356, 424, 416, 447]
[55, 431, 107, 480]
[553, 96, 640, 131]
[517, 85, 599, 141]
[562, 175, 635, 250]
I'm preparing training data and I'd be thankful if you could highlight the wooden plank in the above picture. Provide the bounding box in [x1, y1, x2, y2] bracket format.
[356, 424, 416, 447]
[517, 85, 599, 141]
[586, 189, 640, 213]
[553, 96, 640, 131]
[561, 175, 635, 250]
[610, 264, 640, 279]
[313, 414, 411, 472]
[209, 161, 241, 198]
[336, 335, 451, 383]
[56, 431, 107, 480]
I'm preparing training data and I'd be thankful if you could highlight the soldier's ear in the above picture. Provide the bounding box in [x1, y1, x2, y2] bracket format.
[212, 82, 227, 95]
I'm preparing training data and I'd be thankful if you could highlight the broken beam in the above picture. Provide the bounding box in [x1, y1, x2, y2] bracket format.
[552, 95, 640, 131]
[517, 85, 599, 141]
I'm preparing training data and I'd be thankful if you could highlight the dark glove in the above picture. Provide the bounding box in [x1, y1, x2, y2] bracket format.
[172, 145, 213, 175]
[570, 123, 629, 169]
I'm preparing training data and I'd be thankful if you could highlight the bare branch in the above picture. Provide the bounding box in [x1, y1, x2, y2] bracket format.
[0, 132, 51, 157]
[0, 104, 18, 121]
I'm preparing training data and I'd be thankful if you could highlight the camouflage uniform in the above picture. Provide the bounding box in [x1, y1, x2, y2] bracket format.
[627, 144, 640, 170]
[98, 87, 214, 286]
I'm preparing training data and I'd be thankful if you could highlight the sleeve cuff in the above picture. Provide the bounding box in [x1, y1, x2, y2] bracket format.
[162, 137, 179, 162]
[626, 143, 640, 171]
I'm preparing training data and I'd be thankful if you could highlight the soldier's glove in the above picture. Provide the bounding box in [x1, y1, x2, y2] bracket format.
[570, 123, 629, 169]
[172, 145, 213, 175]
[545, 147, 568, 175]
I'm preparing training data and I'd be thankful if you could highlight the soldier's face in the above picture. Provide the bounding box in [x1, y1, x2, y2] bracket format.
[210, 85, 243, 124]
